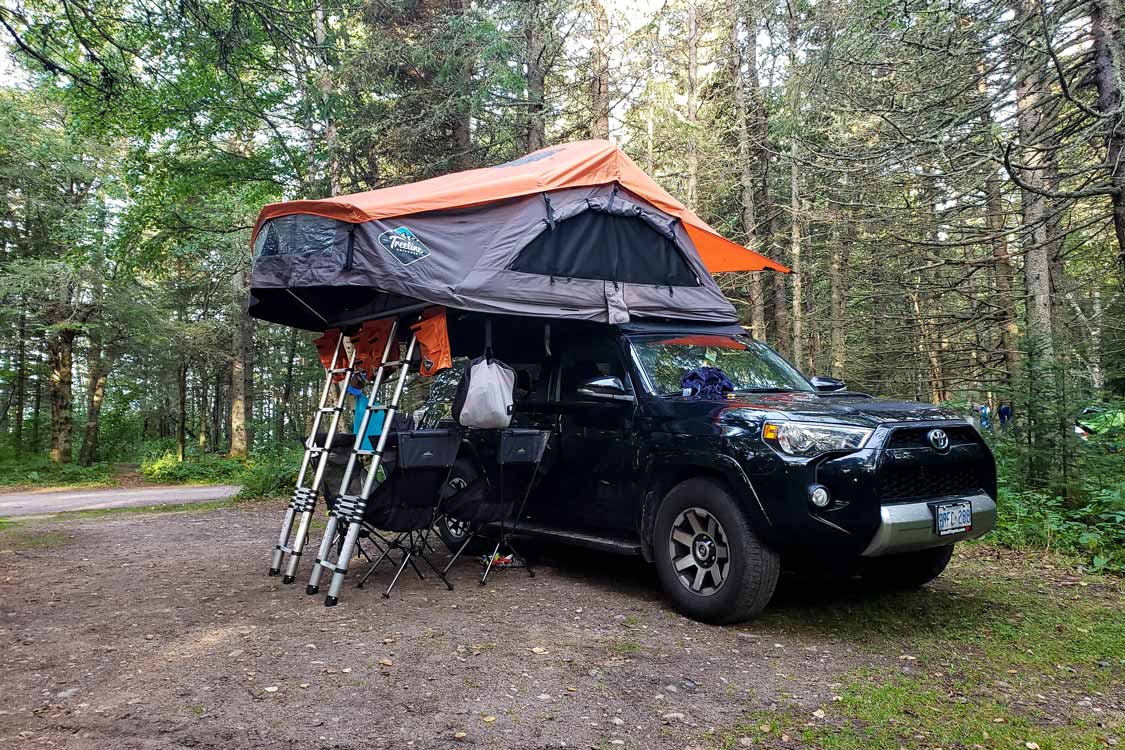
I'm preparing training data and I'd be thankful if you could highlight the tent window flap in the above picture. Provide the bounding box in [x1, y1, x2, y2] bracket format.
[509, 210, 699, 287]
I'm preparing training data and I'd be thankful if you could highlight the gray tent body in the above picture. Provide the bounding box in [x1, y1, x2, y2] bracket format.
[249, 183, 738, 330]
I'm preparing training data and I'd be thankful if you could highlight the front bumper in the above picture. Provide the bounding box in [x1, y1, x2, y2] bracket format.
[861, 493, 997, 557]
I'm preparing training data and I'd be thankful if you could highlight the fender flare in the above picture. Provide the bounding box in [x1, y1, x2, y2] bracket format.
[637, 450, 775, 562]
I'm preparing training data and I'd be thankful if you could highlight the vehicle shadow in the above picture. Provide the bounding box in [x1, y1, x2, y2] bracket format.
[526, 544, 1009, 641]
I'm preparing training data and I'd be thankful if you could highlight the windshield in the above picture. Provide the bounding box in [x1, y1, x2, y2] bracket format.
[630, 334, 813, 395]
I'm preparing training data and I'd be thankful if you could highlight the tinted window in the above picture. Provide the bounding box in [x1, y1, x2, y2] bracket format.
[558, 338, 628, 400]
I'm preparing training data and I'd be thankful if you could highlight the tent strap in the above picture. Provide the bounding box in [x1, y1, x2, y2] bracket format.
[286, 289, 329, 326]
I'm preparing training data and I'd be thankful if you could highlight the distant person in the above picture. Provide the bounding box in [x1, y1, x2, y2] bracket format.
[998, 401, 1013, 429]
[978, 403, 992, 432]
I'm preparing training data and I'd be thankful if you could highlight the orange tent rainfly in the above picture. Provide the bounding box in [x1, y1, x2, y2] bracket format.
[248, 140, 789, 331]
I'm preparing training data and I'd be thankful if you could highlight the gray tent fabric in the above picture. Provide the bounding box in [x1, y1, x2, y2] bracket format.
[249, 183, 738, 330]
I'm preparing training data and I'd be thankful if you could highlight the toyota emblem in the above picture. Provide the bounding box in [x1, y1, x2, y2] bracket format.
[927, 428, 950, 452]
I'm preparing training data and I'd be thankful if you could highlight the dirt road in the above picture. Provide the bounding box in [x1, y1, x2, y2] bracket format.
[0, 484, 241, 517]
[0, 504, 1119, 749]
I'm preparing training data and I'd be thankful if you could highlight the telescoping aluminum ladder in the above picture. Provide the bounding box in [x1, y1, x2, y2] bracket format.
[268, 332, 357, 582]
[307, 320, 418, 606]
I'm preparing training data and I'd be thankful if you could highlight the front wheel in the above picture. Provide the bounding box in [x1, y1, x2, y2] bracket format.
[861, 544, 954, 590]
[653, 477, 780, 625]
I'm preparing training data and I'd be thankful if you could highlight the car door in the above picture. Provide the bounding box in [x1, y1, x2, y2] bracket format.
[549, 335, 638, 536]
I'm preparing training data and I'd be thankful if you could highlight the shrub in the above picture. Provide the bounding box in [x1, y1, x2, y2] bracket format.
[0, 453, 113, 487]
[235, 448, 301, 501]
[139, 452, 245, 484]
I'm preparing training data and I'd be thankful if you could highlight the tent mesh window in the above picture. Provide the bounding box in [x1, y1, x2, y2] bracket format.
[254, 215, 339, 257]
[509, 210, 700, 286]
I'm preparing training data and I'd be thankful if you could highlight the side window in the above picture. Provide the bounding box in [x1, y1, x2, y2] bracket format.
[558, 338, 629, 401]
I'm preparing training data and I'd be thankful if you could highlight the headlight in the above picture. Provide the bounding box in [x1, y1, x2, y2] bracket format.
[763, 421, 872, 457]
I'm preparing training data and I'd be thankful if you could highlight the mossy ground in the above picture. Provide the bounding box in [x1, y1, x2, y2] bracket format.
[716, 546, 1123, 749]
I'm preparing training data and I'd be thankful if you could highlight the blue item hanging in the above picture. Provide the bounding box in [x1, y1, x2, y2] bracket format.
[349, 386, 385, 450]
[681, 367, 734, 400]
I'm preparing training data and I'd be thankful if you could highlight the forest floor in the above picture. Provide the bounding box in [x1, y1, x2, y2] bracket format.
[0, 502, 1121, 750]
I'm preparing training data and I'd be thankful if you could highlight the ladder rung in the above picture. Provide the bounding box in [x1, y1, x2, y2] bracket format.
[353, 448, 382, 457]
[366, 405, 387, 412]
[328, 367, 352, 374]
[379, 360, 406, 369]
[318, 406, 342, 413]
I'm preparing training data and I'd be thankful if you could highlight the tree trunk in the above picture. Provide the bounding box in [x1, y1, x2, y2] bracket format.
[1010, 0, 1054, 358]
[524, 0, 546, 151]
[1091, 0, 1125, 269]
[729, 0, 766, 338]
[177, 361, 188, 462]
[685, 0, 700, 210]
[31, 358, 41, 450]
[589, 0, 610, 139]
[785, 1, 803, 363]
[13, 307, 25, 450]
[211, 366, 223, 452]
[314, 3, 340, 195]
[977, 64, 1020, 387]
[47, 329, 76, 463]
[77, 342, 109, 466]
[198, 368, 209, 453]
[276, 328, 298, 444]
[230, 269, 251, 458]
[829, 230, 846, 378]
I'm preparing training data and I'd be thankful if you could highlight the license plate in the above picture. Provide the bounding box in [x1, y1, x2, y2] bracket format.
[934, 501, 972, 536]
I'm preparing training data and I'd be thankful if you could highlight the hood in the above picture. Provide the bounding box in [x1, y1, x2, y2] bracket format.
[711, 392, 965, 428]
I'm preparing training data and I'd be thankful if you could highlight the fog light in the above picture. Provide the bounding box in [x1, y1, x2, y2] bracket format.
[809, 485, 830, 508]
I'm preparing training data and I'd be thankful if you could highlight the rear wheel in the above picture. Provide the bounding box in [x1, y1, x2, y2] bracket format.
[653, 477, 780, 624]
[435, 458, 492, 556]
[861, 545, 954, 590]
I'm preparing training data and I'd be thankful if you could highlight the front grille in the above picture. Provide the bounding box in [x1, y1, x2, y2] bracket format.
[884, 425, 979, 450]
[879, 462, 988, 501]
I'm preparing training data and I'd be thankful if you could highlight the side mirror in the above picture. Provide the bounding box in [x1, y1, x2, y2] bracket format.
[810, 376, 847, 392]
[577, 376, 635, 403]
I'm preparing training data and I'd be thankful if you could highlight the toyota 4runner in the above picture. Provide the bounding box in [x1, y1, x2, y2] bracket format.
[429, 317, 997, 624]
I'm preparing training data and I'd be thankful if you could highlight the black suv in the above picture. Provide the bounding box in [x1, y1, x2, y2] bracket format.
[430, 318, 997, 624]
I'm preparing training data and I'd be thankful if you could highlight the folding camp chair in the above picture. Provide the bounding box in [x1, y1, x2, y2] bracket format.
[353, 428, 463, 597]
[442, 428, 550, 585]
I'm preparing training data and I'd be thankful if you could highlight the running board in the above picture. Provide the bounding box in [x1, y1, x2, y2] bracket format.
[506, 522, 642, 555]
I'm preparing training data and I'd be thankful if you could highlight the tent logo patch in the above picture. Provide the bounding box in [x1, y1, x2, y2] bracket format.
[379, 226, 431, 265]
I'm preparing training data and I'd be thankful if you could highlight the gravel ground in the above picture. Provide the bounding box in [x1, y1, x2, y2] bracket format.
[1, 503, 891, 749]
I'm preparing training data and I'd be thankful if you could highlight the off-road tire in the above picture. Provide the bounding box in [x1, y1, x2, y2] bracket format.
[653, 477, 780, 624]
[861, 544, 954, 590]
[434, 458, 492, 556]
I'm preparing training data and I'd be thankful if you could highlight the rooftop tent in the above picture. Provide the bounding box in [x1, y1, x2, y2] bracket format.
[248, 140, 789, 330]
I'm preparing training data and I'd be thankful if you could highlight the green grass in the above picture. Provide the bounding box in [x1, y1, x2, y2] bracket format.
[719, 548, 1124, 749]
[0, 520, 69, 551]
[607, 639, 642, 656]
[0, 454, 114, 488]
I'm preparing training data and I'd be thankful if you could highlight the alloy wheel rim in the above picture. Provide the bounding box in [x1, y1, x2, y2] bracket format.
[444, 477, 470, 538]
[668, 507, 730, 596]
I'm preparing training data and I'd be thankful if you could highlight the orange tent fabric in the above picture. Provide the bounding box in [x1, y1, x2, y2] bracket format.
[252, 140, 788, 275]
[351, 318, 397, 378]
[410, 307, 453, 377]
[312, 329, 347, 381]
